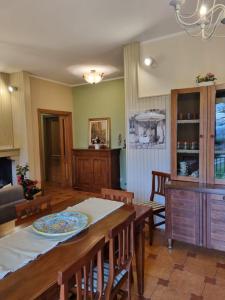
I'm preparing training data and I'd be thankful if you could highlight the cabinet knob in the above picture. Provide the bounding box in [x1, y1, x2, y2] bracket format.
[210, 134, 215, 138]
[199, 134, 204, 138]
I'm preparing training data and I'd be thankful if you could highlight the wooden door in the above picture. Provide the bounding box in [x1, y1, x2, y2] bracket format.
[171, 87, 207, 183]
[166, 189, 201, 246]
[207, 84, 225, 184]
[44, 117, 61, 184]
[40, 110, 73, 187]
[206, 193, 225, 251]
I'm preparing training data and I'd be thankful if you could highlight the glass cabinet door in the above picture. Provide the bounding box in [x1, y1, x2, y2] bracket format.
[171, 87, 207, 182]
[176, 92, 200, 179]
[214, 89, 225, 180]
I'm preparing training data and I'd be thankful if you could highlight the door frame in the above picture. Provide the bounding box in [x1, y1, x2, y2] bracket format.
[38, 108, 73, 188]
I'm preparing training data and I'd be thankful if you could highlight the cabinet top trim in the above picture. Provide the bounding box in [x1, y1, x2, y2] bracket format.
[166, 181, 225, 195]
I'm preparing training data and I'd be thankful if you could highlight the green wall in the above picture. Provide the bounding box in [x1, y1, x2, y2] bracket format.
[72, 78, 126, 188]
[73, 78, 125, 148]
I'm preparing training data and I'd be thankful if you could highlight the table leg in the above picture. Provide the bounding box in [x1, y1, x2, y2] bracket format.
[168, 238, 173, 249]
[134, 221, 145, 297]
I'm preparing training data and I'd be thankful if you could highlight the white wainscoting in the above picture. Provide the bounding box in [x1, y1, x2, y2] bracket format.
[126, 95, 171, 201]
[124, 43, 171, 202]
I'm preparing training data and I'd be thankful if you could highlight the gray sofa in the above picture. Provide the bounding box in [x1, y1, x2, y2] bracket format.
[0, 185, 25, 224]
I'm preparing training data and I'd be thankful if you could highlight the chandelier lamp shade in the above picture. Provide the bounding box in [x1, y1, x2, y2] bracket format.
[83, 70, 104, 84]
[169, 0, 225, 40]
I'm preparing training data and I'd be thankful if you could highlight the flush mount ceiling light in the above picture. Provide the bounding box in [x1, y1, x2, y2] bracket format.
[170, 0, 225, 40]
[83, 70, 104, 84]
[8, 85, 18, 93]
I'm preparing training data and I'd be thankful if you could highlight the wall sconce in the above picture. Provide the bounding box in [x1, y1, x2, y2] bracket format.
[8, 86, 18, 93]
[144, 57, 157, 68]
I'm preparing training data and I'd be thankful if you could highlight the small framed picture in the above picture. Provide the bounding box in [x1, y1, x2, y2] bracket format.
[88, 118, 111, 148]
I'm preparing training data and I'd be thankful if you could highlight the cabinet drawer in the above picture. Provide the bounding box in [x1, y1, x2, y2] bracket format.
[171, 198, 196, 211]
[170, 189, 197, 200]
[207, 193, 225, 201]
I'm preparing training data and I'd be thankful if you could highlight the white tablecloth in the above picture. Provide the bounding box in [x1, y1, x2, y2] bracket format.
[0, 198, 124, 280]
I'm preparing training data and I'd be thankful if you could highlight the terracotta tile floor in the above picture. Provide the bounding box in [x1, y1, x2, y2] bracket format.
[131, 226, 225, 300]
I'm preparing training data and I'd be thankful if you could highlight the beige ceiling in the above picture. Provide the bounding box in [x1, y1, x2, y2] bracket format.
[0, 0, 181, 84]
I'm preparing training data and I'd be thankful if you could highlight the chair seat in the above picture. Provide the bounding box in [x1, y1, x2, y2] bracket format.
[136, 200, 165, 212]
[82, 262, 127, 293]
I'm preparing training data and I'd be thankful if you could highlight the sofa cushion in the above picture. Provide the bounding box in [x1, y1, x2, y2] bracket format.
[0, 199, 25, 224]
[0, 185, 24, 206]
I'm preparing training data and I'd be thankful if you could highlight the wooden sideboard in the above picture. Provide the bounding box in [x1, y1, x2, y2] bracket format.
[72, 148, 120, 192]
[166, 181, 225, 251]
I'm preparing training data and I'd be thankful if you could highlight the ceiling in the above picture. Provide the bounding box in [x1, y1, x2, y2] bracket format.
[0, 0, 184, 84]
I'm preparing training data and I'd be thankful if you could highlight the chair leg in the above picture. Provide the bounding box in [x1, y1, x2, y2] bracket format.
[130, 263, 134, 283]
[149, 213, 154, 246]
[127, 268, 132, 300]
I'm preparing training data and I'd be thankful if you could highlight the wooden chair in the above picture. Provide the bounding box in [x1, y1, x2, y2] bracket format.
[58, 237, 105, 300]
[105, 211, 135, 300]
[101, 188, 134, 205]
[15, 195, 52, 225]
[145, 171, 171, 245]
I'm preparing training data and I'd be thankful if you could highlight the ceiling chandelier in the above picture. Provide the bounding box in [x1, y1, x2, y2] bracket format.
[83, 70, 104, 84]
[170, 0, 225, 40]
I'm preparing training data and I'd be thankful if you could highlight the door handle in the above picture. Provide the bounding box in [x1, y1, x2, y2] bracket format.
[223, 196, 225, 201]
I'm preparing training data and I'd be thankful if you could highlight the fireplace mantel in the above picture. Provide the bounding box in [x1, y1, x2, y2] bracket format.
[0, 148, 20, 159]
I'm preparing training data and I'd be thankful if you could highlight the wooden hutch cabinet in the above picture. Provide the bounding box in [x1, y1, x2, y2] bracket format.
[72, 148, 120, 193]
[167, 84, 225, 251]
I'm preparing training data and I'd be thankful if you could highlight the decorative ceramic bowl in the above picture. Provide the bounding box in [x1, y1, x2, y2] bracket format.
[32, 211, 89, 237]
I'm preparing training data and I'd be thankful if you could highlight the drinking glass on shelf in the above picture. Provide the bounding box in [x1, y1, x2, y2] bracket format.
[183, 141, 189, 150]
[187, 112, 192, 120]
[190, 141, 198, 150]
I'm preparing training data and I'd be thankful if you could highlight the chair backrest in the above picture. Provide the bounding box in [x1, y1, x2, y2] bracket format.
[15, 195, 52, 225]
[105, 211, 135, 299]
[101, 188, 134, 205]
[150, 171, 171, 201]
[58, 237, 105, 300]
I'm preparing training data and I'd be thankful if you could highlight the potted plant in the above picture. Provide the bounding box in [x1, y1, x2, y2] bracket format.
[16, 164, 41, 200]
[92, 136, 101, 149]
[196, 73, 217, 86]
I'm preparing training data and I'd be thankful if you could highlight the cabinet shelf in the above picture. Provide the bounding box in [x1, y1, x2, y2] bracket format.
[215, 150, 225, 154]
[177, 150, 199, 154]
[177, 119, 200, 124]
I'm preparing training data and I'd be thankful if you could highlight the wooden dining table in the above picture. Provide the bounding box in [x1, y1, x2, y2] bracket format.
[0, 198, 151, 300]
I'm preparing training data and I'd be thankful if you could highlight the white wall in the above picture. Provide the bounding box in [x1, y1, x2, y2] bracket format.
[138, 32, 225, 97]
